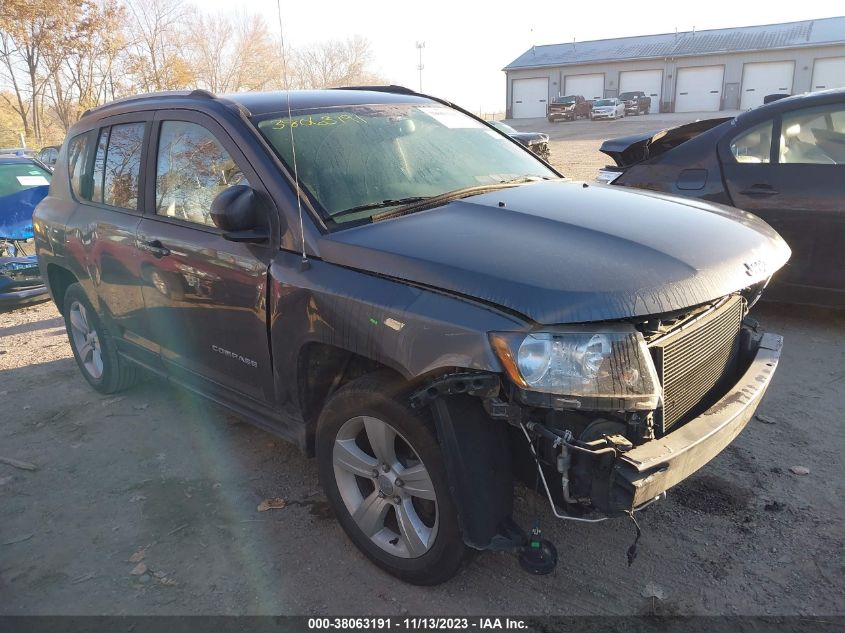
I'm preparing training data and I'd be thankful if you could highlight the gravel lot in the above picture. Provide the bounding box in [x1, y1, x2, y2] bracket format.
[1, 116, 843, 616]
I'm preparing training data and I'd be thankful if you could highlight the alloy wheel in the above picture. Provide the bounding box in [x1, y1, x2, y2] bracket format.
[332, 415, 438, 558]
[68, 300, 103, 379]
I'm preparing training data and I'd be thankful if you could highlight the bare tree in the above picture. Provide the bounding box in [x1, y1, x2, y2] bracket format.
[294, 35, 386, 89]
[0, 0, 387, 145]
[0, 31, 32, 137]
[187, 11, 282, 94]
[0, 0, 84, 141]
[123, 0, 192, 92]
[44, 0, 127, 131]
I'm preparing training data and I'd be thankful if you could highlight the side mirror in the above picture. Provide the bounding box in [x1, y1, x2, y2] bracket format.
[210, 185, 258, 232]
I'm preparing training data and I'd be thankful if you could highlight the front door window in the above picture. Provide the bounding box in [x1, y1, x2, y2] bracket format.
[155, 121, 248, 226]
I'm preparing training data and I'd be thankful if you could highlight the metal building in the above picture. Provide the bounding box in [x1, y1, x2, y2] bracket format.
[503, 17, 845, 118]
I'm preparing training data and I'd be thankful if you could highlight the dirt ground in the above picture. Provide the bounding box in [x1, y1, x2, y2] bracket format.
[2, 116, 844, 616]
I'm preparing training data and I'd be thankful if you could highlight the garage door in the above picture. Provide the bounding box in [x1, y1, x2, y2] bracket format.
[619, 70, 662, 114]
[563, 74, 604, 101]
[812, 57, 845, 91]
[740, 61, 795, 110]
[675, 66, 724, 112]
[512, 78, 549, 119]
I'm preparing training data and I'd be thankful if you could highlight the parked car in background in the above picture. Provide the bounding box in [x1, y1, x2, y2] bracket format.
[0, 156, 51, 308]
[37, 145, 61, 168]
[489, 120, 550, 160]
[618, 91, 651, 116]
[547, 95, 591, 122]
[35, 86, 787, 585]
[590, 98, 625, 120]
[598, 88, 845, 308]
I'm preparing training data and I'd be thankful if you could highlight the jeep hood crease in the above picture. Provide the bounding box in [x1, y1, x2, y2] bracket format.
[317, 180, 790, 324]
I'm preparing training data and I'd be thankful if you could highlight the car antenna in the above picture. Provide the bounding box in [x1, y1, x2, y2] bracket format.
[276, 0, 309, 271]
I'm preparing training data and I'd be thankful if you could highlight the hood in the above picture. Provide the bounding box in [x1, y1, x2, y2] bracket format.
[509, 132, 549, 145]
[318, 180, 790, 324]
[600, 118, 731, 167]
[0, 185, 49, 240]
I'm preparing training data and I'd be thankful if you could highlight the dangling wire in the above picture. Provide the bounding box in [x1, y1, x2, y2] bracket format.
[276, 0, 308, 268]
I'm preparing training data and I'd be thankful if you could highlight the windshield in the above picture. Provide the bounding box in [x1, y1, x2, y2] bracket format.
[594, 99, 615, 107]
[553, 96, 576, 104]
[0, 162, 51, 198]
[618, 93, 638, 100]
[254, 103, 556, 225]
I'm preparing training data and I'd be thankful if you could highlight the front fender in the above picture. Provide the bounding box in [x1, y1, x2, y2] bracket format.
[268, 250, 527, 415]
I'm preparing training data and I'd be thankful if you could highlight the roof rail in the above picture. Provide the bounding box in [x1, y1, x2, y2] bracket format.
[189, 89, 216, 99]
[331, 85, 418, 95]
[81, 89, 218, 119]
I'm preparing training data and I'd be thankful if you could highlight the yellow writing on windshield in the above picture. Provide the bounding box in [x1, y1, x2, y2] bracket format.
[270, 113, 366, 130]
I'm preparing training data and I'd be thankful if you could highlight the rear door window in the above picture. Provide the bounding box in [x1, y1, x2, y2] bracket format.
[102, 122, 145, 210]
[88, 122, 146, 210]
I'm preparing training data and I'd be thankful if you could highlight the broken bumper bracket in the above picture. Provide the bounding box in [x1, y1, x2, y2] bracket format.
[409, 372, 500, 409]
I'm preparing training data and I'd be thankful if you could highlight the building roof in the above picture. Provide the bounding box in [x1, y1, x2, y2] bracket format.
[504, 17, 845, 70]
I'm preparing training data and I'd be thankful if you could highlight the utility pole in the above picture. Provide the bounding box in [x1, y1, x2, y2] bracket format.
[415, 42, 425, 92]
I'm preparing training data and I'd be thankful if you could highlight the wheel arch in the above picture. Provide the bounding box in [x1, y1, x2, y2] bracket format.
[297, 341, 414, 455]
[46, 264, 79, 315]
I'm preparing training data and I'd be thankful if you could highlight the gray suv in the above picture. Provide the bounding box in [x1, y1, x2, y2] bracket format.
[34, 87, 788, 585]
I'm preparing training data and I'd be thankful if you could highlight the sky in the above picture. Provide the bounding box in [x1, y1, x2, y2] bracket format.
[203, 0, 844, 113]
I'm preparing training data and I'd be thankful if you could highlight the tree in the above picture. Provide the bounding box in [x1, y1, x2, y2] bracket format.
[294, 35, 386, 89]
[0, 0, 387, 146]
[43, 0, 127, 131]
[187, 11, 281, 94]
[123, 0, 192, 92]
[0, 89, 26, 145]
[0, 0, 86, 141]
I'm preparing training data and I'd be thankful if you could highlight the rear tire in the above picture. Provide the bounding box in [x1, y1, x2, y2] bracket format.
[316, 371, 467, 585]
[63, 283, 137, 394]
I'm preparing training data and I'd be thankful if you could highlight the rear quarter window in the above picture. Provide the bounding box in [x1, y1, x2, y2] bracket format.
[730, 120, 774, 163]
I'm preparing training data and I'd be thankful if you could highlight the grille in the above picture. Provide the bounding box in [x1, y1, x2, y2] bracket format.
[651, 296, 744, 434]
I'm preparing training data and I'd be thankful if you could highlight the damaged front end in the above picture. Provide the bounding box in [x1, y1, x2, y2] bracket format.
[416, 291, 782, 536]
[498, 293, 781, 518]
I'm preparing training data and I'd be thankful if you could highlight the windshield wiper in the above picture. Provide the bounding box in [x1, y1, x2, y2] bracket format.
[330, 197, 434, 220]
[372, 182, 542, 222]
[495, 175, 554, 184]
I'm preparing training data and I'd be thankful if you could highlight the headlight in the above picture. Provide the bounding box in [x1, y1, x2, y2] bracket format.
[490, 327, 661, 409]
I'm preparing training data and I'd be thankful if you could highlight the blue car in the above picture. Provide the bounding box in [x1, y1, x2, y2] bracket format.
[0, 156, 52, 309]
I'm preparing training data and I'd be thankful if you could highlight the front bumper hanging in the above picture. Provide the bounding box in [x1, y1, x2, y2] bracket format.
[608, 332, 783, 512]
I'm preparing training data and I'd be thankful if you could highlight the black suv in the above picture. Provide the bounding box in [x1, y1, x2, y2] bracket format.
[34, 87, 788, 585]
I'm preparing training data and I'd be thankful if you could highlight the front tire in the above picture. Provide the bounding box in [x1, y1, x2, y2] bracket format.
[316, 372, 467, 585]
[63, 283, 137, 394]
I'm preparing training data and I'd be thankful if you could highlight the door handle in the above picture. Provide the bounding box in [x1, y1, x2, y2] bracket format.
[139, 239, 170, 258]
[739, 184, 779, 196]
